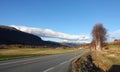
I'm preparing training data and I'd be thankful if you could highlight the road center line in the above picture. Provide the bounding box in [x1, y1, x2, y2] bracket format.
[43, 67, 54, 72]
[59, 61, 68, 65]
[43, 61, 69, 72]
[0, 58, 40, 66]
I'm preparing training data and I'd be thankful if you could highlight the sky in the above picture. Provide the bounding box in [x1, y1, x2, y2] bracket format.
[0, 0, 120, 43]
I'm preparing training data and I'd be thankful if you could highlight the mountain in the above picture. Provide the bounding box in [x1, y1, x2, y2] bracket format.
[0, 25, 64, 47]
[61, 42, 81, 47]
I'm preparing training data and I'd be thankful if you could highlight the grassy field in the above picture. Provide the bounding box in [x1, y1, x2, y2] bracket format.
[0, 47, 79, 61]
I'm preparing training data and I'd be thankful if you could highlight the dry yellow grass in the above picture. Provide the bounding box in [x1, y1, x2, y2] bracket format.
[0, 47, 81, 61]
[72, 44, 120, 72]
[0, 48, 78, 55]
[91, 48, 120, 71]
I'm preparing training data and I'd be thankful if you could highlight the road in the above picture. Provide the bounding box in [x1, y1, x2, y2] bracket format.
[0, 50, 87, 72]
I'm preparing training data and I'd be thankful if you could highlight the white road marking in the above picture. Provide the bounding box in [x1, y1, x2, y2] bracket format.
[43, 61, 69, 72]
[0, 60, 27, 66]
[0, 58, 41, 66]
[43, 67, 54, 72]
[59, 61, 68, 65]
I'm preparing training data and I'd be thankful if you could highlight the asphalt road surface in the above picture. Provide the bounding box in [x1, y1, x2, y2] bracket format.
[0, 50, 87, 72]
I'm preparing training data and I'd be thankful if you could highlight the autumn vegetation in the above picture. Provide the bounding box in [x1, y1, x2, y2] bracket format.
[90, 24, 107, 51]
[89, 24, 120, 72]
[72, 24, 120, 72]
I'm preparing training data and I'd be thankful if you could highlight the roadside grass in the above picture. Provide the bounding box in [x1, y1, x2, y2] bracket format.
[0, 48, 80, 61]
[72, 45, 120, 72]
[91, 46, 120, 71]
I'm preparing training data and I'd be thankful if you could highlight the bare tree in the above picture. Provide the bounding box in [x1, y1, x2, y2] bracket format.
[89, 40, 96, 51]
[91, 24, 107, 51]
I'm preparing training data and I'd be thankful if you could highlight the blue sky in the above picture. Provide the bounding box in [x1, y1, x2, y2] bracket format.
[0, 0, 120, 42]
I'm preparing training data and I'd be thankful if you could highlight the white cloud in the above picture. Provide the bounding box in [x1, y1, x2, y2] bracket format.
[9, 25, 120, 43]
[10, 25, 90, 42]
[61, 39, 91, 43]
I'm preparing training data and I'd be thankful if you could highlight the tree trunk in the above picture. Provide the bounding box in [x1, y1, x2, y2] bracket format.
[96, 41, 101, 51]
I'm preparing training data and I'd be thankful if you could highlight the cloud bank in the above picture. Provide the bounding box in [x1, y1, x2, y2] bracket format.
[9, 25, 120, 43]
[10, 25, 90, 42]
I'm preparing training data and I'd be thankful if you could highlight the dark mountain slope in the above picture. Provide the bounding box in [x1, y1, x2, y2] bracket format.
[0, 25, 43, 45]
[0, 25, 64, 47]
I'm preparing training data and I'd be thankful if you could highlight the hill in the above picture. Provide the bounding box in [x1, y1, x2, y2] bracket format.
[61, 42, 81, 47]
[0, 25, 64, 47]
